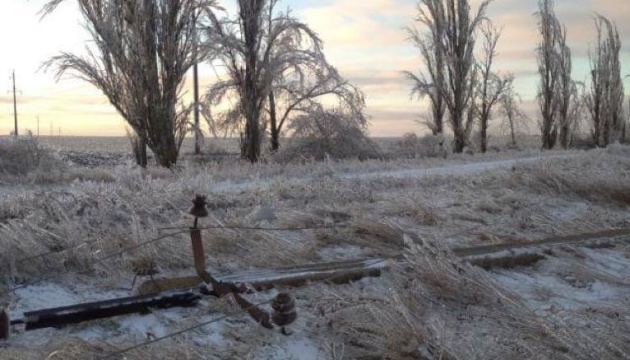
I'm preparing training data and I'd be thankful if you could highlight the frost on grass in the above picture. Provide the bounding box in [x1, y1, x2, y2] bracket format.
[311, 234, 630, 359]
[1, 144, 629, 358]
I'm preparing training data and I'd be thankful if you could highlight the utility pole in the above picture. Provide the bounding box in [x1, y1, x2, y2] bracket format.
[11, 70, 18, 137]
[37, 115, 40, 137]
[193, 10, 201, 155]
[193, 60, 200, 154]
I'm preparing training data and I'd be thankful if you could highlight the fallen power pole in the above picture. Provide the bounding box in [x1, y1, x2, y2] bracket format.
[1, 291, 199, 338]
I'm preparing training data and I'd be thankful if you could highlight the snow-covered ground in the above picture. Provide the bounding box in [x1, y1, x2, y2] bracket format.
[1, 143, 629, 359]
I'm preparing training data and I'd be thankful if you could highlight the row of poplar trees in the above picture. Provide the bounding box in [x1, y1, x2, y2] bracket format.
[406, 0, 627, 153]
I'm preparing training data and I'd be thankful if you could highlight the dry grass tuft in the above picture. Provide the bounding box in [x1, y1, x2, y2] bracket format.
[316, 234, 630, 359]
[514, 148, 630, 206]
[347, 218, 406, 256]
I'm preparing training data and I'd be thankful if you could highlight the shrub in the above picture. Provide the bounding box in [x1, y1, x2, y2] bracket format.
[389, 132, 447, 159]
[0, 134, 64, 182]
[275, 108, 382, 162]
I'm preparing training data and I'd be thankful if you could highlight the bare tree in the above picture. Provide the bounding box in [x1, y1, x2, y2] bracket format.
[441, 0, 492, 153]
[203, 0, 337, 162]
[268, 63, 365, 153]
[403, 0, 447, 136]
[500, 82, 528, 148]
[535, 0, 567, 150]
[200, 102, 239, 139]
[567, 81, 587, 143]
[42, 0, 213, 168]
[556, 24, 574, 149]
[586, 15, 624, 147]
[474, 22, 512, 153]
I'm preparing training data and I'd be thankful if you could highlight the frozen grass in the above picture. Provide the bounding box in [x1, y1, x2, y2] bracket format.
[0, 144, 629, 358]
[0, 135, 65, 185]
[514, 144, 630, 206]
[315, 236, 630, 359]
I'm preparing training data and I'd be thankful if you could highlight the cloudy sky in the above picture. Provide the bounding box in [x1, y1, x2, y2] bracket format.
[0, 0, 628, 137]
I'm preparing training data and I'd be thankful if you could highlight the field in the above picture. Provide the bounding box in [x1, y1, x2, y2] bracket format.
[0, 136, 629, 359]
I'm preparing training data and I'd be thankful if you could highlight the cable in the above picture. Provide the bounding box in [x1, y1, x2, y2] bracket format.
[15, 239, 98, 265]
[99, 261, 389, 359]
[156, 224, 342, 231]
[100, 297, 274, 359]
[13, 224, 341, 266]
[93, 229, 190, 264]
[4, 230, 189, 296]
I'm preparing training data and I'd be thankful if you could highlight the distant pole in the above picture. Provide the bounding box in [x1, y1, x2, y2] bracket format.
[193, 61, 200, 154]
[50, 122, 53, 137]
[37, 116, 40, 137]
[193, 10, 201, 155]
[12, 70, 18, 137]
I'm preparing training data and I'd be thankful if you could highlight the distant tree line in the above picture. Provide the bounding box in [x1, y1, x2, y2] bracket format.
[40, 0, 628, 167]
[405, 0, 627, 153]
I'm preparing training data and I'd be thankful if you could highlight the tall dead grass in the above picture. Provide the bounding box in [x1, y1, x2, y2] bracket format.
[514, 147, 630, 206]
[315, 234, 630, 359]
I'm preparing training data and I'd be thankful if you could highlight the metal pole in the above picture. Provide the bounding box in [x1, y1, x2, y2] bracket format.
[12, 70, 18, 137]
[193, 63, 200, 154]
[193, 11, 201, 155]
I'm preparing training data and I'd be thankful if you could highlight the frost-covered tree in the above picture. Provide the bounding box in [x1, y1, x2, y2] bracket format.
[556, 45, 574, 149]
[42, 0, 214, 168]
[202, 0, 359, 161]
[586, 15, 625, 147]
[535, 0, 571, 150]
[474, 22, 512, 153]
[403, 0, 447, 136]
[267, 65, 364, 153]
[500, 82, 528, 148]
[280, 106, 379, 161]
[406, 0, 491, 153]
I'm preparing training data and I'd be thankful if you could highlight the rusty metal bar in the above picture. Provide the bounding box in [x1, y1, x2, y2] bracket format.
[13, 291, 199, 332]
[190, 227, 212, 284]
[0, 309, 9, 340]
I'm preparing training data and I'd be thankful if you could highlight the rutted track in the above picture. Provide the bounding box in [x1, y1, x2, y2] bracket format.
[208, 153, 574, 193]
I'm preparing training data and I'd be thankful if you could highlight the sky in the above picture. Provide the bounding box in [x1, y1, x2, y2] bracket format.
[0, 0, 629, 137]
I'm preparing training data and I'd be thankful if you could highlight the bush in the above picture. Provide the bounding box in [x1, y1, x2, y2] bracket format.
[275, 108, 382, 162]
[389, 132, 447, 159]
[0, 134, 64, 182]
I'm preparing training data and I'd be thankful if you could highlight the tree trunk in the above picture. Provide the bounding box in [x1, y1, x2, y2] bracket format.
[242, 115, 261, 163]
[150, 111, 180, 168]
[509, 117, 517, 147]
[269, 91, 280, 152]
[559, 123, 570, 149]
[480, 120, 488, 153]
[453, 125, 466, 153]
[137, 137, 148, 167]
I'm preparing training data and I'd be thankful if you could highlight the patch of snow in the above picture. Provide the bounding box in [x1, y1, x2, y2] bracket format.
[548, 201, 590, 221]
[491, 245, 630, 317]
[317, 245, 366, 260]
[256, 337, 324, 360]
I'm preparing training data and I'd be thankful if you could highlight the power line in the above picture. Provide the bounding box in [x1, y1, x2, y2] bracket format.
[99, 260, 389, 359]
[100, 297, 274, 359]
[5, 221, 479, 298]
